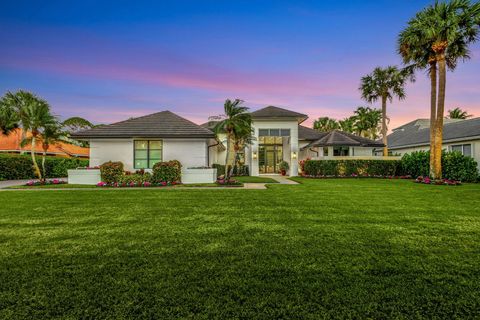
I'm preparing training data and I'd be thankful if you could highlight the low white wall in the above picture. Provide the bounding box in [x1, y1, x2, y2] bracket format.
[182, 168, 217, 184]
[68, 169, 101, 185]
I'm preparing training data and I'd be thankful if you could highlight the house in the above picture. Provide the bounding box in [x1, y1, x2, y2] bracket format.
[0, 129, 89, 158]
[382, 117, 480, 169]
[72, 106, 384, 176]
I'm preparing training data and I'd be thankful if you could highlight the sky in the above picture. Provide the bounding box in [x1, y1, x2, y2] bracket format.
[0, 0, 479, 130]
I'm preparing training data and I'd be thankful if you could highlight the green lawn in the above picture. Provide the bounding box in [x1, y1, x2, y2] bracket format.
[234, 176, 279, 183]
[1, 178, 479, 319]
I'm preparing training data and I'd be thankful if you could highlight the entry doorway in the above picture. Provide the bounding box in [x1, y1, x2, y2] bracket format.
[259, 144, 283, 174]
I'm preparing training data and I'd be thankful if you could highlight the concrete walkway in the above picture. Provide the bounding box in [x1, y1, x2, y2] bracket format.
[260, 175, 299, 184]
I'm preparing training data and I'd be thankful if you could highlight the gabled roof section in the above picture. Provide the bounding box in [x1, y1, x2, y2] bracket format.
[301, 130, 384, 149]
[71, 111, 215, 139]
[298, 125, 326, 141]
[250, 106, 308, 123]
[388, 117, 480, 149]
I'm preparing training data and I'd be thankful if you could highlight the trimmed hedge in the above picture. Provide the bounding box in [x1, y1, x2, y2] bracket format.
[0, 153, 88, 180]
[100, 161, 124, 184]
[151, 160, 182, 183]
[212, 163, 225, 177]
[402, 151, 478, 182]
[303, 159, 404, 177]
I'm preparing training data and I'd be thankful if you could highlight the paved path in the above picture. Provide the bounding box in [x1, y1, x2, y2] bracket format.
[260, 175, 299, 184]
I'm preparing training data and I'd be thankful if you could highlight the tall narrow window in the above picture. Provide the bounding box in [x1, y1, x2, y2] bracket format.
[134, 140, 163, 169]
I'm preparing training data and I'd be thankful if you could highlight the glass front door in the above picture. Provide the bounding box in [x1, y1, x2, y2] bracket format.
[259, 144, 283, 174]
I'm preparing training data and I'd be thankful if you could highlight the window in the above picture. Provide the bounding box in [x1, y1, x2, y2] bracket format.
[333, 146, 349, 156]
[450, 144, 472, 157]
[258, 128, 290, 137]
[134, 140, 163, 169]
[323, 147, 329, 156]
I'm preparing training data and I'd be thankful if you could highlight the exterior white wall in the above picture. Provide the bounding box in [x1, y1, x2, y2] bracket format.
[299, 145, 377, 160]
[250, 119, 299, 176]
[351, 147, 375, 156]
[390, 139, 480, 170]
[88, 138, 209, 171]
[209, 133, 227, 166]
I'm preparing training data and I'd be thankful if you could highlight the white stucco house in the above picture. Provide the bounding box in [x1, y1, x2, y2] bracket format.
[380, 117, 480, 169]
[72, 106, 384, 177]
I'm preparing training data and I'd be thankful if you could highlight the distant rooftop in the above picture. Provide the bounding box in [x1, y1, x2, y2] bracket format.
[302, 130, 384, 149]
[250, 106, 308, 123]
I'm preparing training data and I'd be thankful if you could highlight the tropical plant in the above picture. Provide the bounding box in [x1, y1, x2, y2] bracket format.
[210, 99, 252, 179]
[338, 117, 355, 133]
[352, 107, 382, 140]
[447, 107, 473, 119]
[360, 66, 414, 155]
[313, 117, 339, 132]
[0, 91, 56, 180]
[398, 0, 480, 179]
[0, 99, 19, 135]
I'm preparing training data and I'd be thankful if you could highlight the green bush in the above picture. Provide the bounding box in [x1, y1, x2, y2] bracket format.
[232, 165, 249, 176]
[401, 150, 478, 182]
[116, 173, 151, 184]
[303, 159, 403, 177]
[151, 160, 182, 183]
[0, 153, 88, 180]
[100, 161, 124, 183]
[212, 163, 225, 177]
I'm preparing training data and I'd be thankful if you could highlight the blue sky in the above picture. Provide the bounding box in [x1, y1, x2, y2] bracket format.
[0, 0, 479, 129]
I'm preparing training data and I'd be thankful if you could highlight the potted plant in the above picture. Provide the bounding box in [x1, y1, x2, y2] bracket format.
[279, 161, 289, 176]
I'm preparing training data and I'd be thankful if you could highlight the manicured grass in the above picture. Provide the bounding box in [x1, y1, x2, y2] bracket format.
[8, 184, 97, 189]
[234, 176, 279, 183]
[1, 178, 479, 318]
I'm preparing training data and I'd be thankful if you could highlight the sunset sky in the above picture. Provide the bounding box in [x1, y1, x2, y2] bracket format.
[1, 0, 479, 130]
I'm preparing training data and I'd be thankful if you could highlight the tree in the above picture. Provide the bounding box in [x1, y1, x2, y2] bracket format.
[1, 91, 55, 180]
[0, 99, 19, 135]
[210, 99, 252, 179]
[447, 107, 472, 119]
[313, 117, 339, 132]
[352, 106, 382, 140]
[338, 117, 356, 133]
[360, 66, 413, 156]
[62, 116, 95, 132]
[398, 0, 480, 179]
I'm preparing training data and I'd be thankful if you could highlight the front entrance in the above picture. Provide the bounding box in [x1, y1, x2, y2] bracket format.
[259, 144, 283, 174]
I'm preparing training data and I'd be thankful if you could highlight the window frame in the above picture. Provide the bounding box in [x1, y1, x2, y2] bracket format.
[449, 143, 472, 157]
[133, 140, 163, 169]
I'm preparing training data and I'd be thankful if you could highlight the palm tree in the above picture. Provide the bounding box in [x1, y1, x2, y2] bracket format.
[0, 99, 20, 135]
[352, 106, 382, 139]
[447, 107, 472, 119]
[360, 66, 413, 156]
[1, 91, 55, 180]
[313, 117, 339, 132]
[338, 117, 355, 133]
[399, 0, 480, 179]
[211, 99, 252, 179]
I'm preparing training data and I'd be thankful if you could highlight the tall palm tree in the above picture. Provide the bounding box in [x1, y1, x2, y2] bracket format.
[352, 106, 382, 139]
[399, 0, 480, 179]
[313, 117, 339, 132]
[447, 107, 472, 119]
[2, 91, 55, 180]
[360, 66, 413, 156]
[0, 99, 20, 135]
[211, 99, 252, 179]
[338, 116, 355, 133]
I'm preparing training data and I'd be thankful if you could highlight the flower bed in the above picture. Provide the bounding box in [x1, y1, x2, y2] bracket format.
[216, 178, 243, 187]
[25, 179, 66, 186]
[96, 181, 178, 188]
[415, 176, 462, 186]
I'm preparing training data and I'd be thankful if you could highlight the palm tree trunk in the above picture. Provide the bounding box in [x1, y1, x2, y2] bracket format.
[429, 62, 437, 178]
[30, 136, 42, 180]
[224, 135, 232, 179]
[433, 56, 446, 180]
[381, 95, 388, 156]
[42, 150, 47, 181]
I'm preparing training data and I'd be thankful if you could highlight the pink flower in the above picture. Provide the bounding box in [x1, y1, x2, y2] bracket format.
[97, 182, 107, 187]
[161, 181, 167, 186]
[143, 182, 151, 187]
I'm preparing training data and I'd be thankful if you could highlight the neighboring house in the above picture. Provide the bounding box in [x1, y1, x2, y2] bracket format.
[381, 117, 480, 169]
[0, 129, 89, 158]
[73, 106, 383, 176]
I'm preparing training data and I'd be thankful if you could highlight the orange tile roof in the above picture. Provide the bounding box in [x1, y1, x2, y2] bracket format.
[0, 129, 89, 158]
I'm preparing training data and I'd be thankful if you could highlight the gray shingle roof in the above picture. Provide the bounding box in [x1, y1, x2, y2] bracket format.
[302, 130, 384, 149]
[387, 117, 480, 149]
[298, 125, 326, 141]
[250, 106, 308, 122]
[71, 111, 215, 139]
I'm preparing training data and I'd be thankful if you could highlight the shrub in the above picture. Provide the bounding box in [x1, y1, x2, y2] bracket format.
[212, 163, 225, 177]
[232, 165, 249, 176]
[279, 161, 289, 171]
[0, 153, 88, 180]
[151, 160, 182, 183]
[303, 159, 403, 177]
[401, 150, 478, 182]
[116, 173, 151, 184]
[100, 161, 124, 183]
